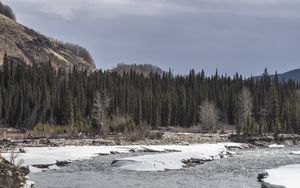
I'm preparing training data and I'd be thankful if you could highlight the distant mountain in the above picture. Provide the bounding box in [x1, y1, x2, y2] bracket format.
[112, 63, 164, 76]
[255, 69, 300, 83]
[0, 6, 95, 70]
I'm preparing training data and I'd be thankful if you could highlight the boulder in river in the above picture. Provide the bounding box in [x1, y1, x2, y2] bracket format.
[20, 166, 30, 176]
[257, 172, 268, 182]
[56, 160, 71, 167]
[32, 164, 52, 169]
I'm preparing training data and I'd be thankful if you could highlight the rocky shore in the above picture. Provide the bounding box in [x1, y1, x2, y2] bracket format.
[0, 132, 230, 152]
[1, 132, 300, 153]
[0, 156, 32, 188]
[229, 133, 300, 146]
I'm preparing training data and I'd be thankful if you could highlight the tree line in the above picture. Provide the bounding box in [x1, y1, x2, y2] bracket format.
[0, 1, 16, 21]
[1, 53, 300, 136]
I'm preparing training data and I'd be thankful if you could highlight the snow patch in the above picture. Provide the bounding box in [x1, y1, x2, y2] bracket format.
[24, 180, 35, 188]
[48, 49, 68, 63]
[268, 144, 285, 148]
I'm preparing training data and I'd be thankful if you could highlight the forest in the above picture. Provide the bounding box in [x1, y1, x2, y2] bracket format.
[1, 53, 300, 136]
[0, 1, 15, 20]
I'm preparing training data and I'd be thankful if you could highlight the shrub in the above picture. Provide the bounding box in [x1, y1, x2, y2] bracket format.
[30, 120, 92, 138]
[106, 115, 136, 134]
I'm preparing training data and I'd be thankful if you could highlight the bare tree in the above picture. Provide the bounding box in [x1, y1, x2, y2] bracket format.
[237, 87, 253, 135]
[63, 42, 94, 63]
[199, 100, 219, 131]
[91, 91, 111, 132]
[9, 148, 24, 167]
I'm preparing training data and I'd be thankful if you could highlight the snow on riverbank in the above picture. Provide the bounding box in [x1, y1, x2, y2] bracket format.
[1, 145, 132, 172]
[1, 143, 243, 172]
[262, 164, 300, 188]
[268, 144, 285, 148]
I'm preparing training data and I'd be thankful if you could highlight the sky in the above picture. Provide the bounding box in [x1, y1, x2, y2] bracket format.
[2, 0, 300, 76]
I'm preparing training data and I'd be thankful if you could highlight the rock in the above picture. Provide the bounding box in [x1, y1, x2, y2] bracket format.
[111, 160, 136, 167]
[20, 166, 30, 176]
[179, 142, 190, 146]
[6, 170, 12, 177]
[97, 153, 110, 156]
[32, 164, 52, 169]
[110, 151, 120, 155]
[224, 143, 244, 150]
[257, 172, 269, 182]
[182, 158, 207, 167]
[56, 160, 71, 167]
[19, 148, 26, 153]
[0, 156, 28, 187]
[226, 151, 236, 157]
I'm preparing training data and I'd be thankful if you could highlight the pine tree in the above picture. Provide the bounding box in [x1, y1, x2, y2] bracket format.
[62, 91, 74, 126]
[271, 82, 281, 134]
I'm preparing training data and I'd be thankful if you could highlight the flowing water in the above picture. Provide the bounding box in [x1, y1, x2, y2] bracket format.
[30, 146, 300, 188]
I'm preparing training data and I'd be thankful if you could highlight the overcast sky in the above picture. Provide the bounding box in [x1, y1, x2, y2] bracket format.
[3, 0, 300, 76]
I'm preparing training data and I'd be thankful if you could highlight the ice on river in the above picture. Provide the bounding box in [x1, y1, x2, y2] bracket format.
[112, 143, 241, 171]
[290, 151, 300, 155]
[263, 164, 300, 188]
[1, 143, 242, 172]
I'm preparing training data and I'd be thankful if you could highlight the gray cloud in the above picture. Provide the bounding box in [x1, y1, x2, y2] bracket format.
[3, 0, 300, 76]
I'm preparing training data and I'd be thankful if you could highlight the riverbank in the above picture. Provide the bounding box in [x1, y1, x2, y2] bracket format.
[0, 132, 231, 153]
[2, 132, 300, 153]
[0, 155, 34, 188]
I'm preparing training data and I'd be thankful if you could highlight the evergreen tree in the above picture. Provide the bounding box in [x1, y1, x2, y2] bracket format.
[61, 91, 74, 126]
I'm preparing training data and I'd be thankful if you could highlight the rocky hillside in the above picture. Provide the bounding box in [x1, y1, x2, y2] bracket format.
[0, 14, 95, 70]
[0, 156, 28, 188]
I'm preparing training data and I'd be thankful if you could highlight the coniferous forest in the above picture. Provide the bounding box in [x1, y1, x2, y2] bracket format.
[1, 53, 300, 136]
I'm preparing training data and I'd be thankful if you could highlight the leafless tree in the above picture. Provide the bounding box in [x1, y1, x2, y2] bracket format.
[91, 91, 111, 132]
[63, 42, 94, 63]
[9, 148, 24, 167]
[199, 100, 219, 131]
[237, 87, 253, 135]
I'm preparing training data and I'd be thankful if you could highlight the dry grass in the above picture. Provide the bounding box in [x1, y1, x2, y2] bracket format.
[28, 121, 92, 138]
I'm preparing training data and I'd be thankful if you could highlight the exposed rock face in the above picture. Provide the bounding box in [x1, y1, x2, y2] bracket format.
[0, 156, 27, 188]
[0, 14, 95, 70]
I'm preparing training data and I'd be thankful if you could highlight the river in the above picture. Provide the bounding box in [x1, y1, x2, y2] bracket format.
[30, 145, 300, 188]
